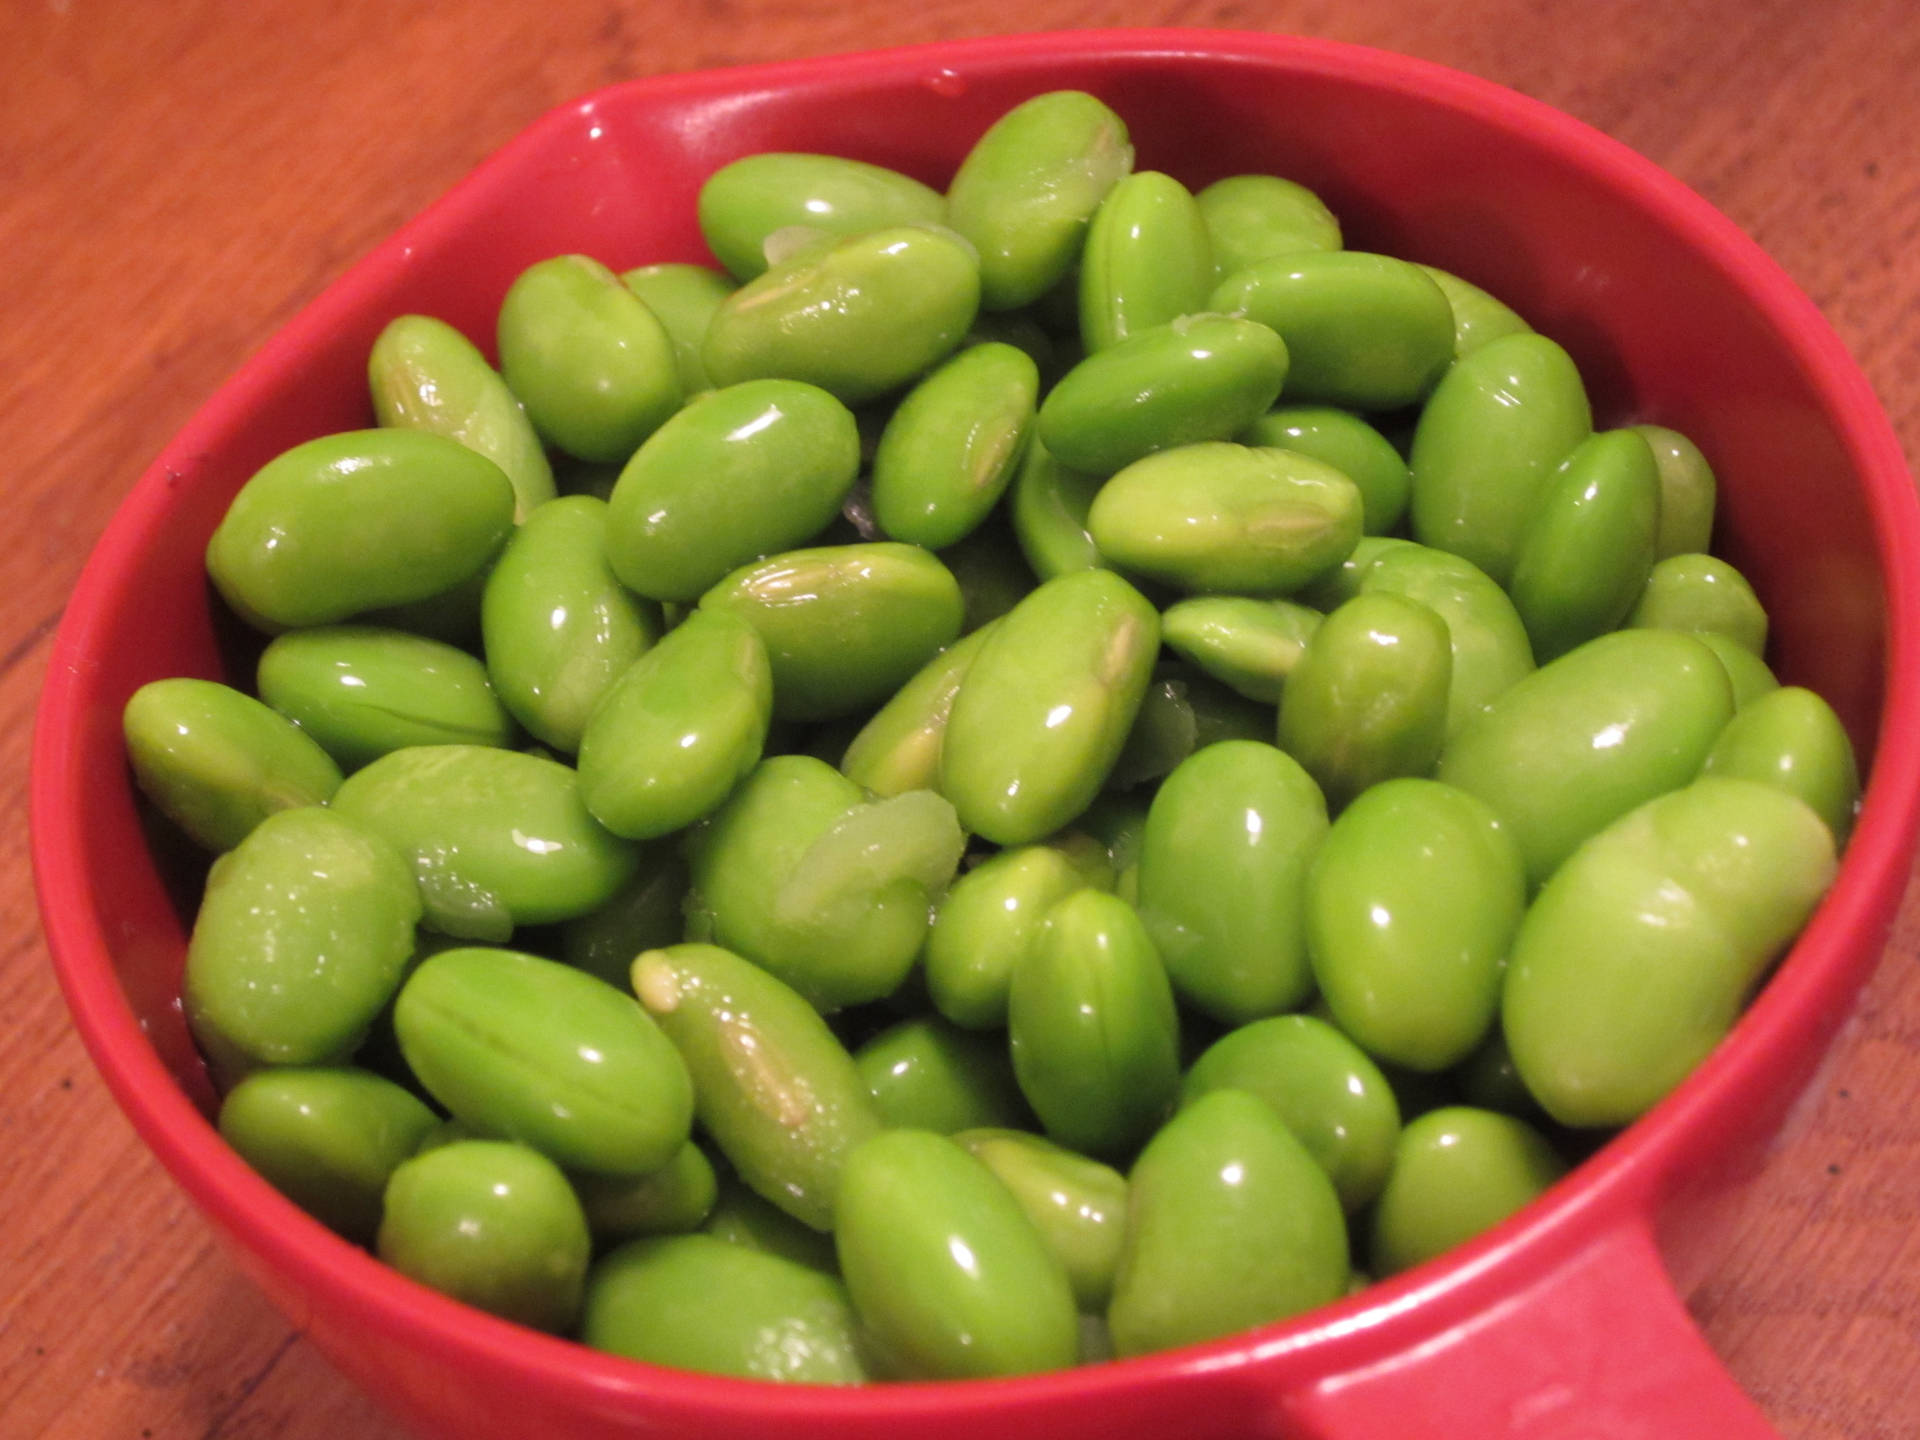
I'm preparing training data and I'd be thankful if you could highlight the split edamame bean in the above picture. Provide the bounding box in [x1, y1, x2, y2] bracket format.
[686, 755, 965, 1008]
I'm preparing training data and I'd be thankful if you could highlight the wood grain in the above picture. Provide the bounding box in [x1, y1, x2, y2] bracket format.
[4, 2, 1917, 1437]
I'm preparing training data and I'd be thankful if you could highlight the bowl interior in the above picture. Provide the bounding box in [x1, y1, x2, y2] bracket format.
[33, 29, 1918, 1437]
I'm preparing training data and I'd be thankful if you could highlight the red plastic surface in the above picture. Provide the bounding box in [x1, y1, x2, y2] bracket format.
[31, 28, 1920, 1440]
[1279, 1222, 1780, 1439]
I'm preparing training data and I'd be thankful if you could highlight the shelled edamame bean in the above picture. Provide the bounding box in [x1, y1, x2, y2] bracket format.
[130, 84, 1861, 1385]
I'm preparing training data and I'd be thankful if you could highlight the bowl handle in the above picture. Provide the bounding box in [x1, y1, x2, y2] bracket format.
[1271, 1219, 1780, 1439]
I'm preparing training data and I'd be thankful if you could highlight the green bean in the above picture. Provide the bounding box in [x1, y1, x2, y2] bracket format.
[604, 378, 859, 604]
[697, 152, 943, 282]
[1078, 170, 1213, 351]
[377, 1139, 591, 1332]
[1008, 889, 1181, 1160]
[582, 1233, 868, 1382]
[257, 625, 517, 770]
[1108, 1090, 1348, 1356]
[941, 569, 1160, 845]
[480, 494, 664, 752]
[1198, 173, 1342, 277]
[1135, 740, 1328, 1024]
[574, 607, 772, 840]
[206, 429, 514, 631]
[702, 226, 981, 405]
[1211, 251, 1453, 410]
[369, 313, 555, 519]
[1181, 1015, 1401, 1213]
[946, 90, 1133, 311]
[1503, 777, 1837, 1125]
[1307, 778, 1524, 1071]
[954, 1128, 1128, 1311]
[1368, 1107, 1565, 1276]
[632, 943, 884, 1231]
[122, 677, 342, 853]
[496, 254, 682, 463]
[184, 806, 420, 1067]
[835, 1129, 1079, 1378]
[393, 945, 693, 1175]
[218, 1066, 438, 1243]
[330, 744, 639, 938]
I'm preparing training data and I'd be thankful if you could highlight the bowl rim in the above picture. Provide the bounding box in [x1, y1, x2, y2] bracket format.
[31, 23, 1920, 1422]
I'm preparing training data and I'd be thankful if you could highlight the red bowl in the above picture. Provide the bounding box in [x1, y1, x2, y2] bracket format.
[31, 28, 1920, 1440]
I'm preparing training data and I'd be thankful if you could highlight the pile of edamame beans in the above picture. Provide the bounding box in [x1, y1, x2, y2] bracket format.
[122, 88, 1861, 1383]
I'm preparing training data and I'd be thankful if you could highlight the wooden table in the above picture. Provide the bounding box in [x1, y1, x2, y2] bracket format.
[5, 2, 1916, 1436]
